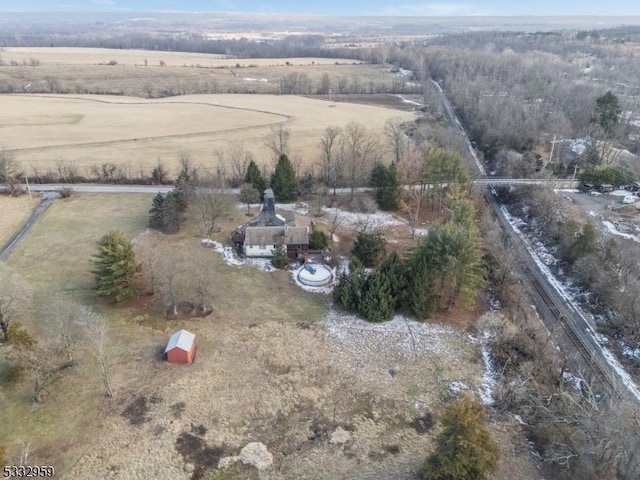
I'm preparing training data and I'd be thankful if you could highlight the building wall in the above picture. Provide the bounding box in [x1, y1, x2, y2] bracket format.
[245, 244, 276, 257]
[167, 345, 196, 364]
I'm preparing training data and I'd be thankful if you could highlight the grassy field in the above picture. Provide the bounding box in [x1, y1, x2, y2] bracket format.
[0, 193, 540, 479]
[1, 94, 414, 177]
[0, 48, 399, 101]
[0, 48, 361, 68]
[0, 194, 37, 248]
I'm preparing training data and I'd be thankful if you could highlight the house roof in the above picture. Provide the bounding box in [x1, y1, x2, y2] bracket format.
[164, 329, 195, 353]
[244, 226, 309, 247]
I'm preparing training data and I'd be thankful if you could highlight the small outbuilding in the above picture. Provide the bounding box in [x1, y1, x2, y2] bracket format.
[164, 329, 196, 364]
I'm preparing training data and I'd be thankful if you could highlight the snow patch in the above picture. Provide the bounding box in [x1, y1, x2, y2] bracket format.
[603, 220, 640, 243]
[562, 371, 583, 394]
[478, 331, 498, 406]
[324, 310, 462, 362]
[321, 207, 405, 230]
[449, 381, 471, 394]
[201, 239, 275, 272]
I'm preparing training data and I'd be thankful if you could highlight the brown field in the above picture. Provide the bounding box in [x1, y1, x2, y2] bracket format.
[0, 194, 539, 480]
[0, 194, 37, 248]
[0, 47, 362, 68]
[0, 48, 398, 101]
[1, 94, 415, 177]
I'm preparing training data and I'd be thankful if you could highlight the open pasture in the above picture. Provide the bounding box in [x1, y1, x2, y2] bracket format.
[0, 193, 539, 479]
[0, 48, 396, 101]
[1, 94, 415, 177]
[0, 194, 36, 248]
[0, 47, 361, 68]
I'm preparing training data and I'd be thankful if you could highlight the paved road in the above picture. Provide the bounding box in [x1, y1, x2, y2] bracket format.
[0, 192, 60, 262]
[7, 177, 577, 196]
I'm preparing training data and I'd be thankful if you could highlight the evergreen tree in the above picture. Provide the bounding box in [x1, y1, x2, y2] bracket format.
[309, 229, 329, 250]
[271, 244, 289, 269]
[595, 90, 621, 137]
[148, 192, 165, 230]
[424, 395, 499, 480]
[379, 251, 407, 309]
[173, 165, 194, 213]
[271, 154, 299, 202]
[358, 271, 394, 322]
[406, 244, 438, 318]
[245, 160, 266, 200]
[333, 259, 365, 312]
[351, 231, 386, 268]
[333, 271, 353, 311]
[92, 230, 139, 303]
[371, 162, 401, 211]
[162, 191, 180, 234]
[573, 222, 597, 258]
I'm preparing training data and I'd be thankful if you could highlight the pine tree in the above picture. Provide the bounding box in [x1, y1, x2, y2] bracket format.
[92, 230, 139, 303]
[372, 162, 401, 211]
[162, 191, 180, 234]
[309, 229, 329, 250]
[424, 395, 499, 480]
[173, 167, 193, 213]
[379, 251, 407, 309]
[149, 192, 165, 230]
[351, 231, 386, 268]
[271, 154, 299, 202]
[245, 160, 266, 200]
[271, 244, 289, 269]
[406, 245, 438, 319]
[358, 271, 394, 322]
[333, 259, 365, 312]
[333, 272, 353, 311]
[595, 90, 621, 137]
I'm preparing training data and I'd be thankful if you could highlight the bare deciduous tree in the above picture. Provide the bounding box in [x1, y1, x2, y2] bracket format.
[0, 266, 30, 343]
[85, 314, 113, 398]
[0, 148, 20, 194]
[384, 118, 406, 164]
[265, 124, 290, 161]
[318, 126, 342, 192]
[192, 188, 233, 239]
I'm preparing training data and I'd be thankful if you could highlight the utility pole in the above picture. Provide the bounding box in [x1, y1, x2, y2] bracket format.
[25, 175, 33, 204]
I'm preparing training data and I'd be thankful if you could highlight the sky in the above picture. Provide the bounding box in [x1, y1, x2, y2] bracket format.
[1, 1, 639, 16]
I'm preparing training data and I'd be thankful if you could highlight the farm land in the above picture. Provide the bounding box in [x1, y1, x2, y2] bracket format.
[0, 43, 542, 479]
[0, 192, 540, 479]
[0, 48, 417, 177]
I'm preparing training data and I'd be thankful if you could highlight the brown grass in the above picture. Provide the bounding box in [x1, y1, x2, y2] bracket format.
[2, 94, 414, 178]
[0, 193, 37, 247]
[0, 47, 362, 68]
[1, 194, 539, 480]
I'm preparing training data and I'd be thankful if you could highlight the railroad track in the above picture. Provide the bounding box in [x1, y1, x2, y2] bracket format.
[430, 78, 629, 400]
[484, 187, 623, 399]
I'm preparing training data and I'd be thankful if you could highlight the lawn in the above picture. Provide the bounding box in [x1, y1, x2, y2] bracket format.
[1, 193, 539, 479]
[0, 194, 37, 248]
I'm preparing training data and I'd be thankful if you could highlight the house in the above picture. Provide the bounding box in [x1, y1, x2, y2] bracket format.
[164, 329, 196, 364]
[232, 189, 310, 258]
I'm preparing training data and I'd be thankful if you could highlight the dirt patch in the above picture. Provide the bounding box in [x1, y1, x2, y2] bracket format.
[122, 395, 162, 426]
[175, 432, 226, 480]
